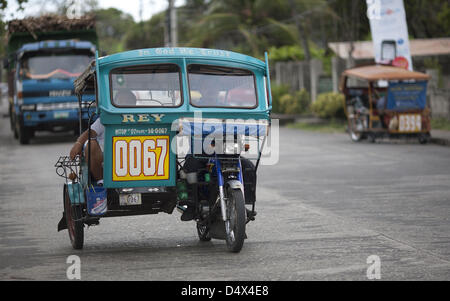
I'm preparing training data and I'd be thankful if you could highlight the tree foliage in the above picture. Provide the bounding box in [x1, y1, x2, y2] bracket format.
[1, 0, 449, 59]
[311, 92, 345, 119]
[123, 12, 165, 51]
[95, 7, 134, 54]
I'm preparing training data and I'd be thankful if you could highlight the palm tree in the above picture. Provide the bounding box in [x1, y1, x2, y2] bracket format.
[186, 0, 299, 57]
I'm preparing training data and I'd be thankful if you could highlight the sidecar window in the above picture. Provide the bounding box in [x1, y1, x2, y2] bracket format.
[188, 64, 257, 108]
[110, 64, 182, 107]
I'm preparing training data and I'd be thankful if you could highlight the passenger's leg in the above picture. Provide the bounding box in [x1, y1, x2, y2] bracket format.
[84, 139, 103, 181]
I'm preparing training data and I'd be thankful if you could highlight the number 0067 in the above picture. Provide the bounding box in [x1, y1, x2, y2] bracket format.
[112, 136, 169, 181]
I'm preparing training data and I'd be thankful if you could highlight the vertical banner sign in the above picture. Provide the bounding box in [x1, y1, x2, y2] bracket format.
[366, 0, 413, 70]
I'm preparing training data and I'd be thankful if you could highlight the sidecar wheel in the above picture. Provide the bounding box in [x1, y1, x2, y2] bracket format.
[196, 223, 211, 242]
[63, 185, 84, 250]
[349, 118, 363, 142]
[225, 188, 246, 253]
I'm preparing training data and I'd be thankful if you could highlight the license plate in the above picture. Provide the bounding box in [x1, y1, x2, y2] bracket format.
[112, 135, 170, 181]
[399, 114, 421, 132]
[54, 111, 69, 119]
[119, 193, 142, 206]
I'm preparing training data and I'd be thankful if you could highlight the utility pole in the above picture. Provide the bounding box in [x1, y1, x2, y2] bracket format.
[139, 0, 144, 34]
[164, 7, 170, 47]
[168, 0, 178, 47]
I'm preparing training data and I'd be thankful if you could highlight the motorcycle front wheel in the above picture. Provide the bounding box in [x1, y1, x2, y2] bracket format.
[224, 187, 246, 253]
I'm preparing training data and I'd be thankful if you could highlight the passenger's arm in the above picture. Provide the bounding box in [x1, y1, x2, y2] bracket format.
[70, 129, 98, 160]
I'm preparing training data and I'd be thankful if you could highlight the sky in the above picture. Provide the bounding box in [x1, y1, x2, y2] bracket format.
[2, 0, 184, 22]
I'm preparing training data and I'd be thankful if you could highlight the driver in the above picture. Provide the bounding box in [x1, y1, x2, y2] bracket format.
[69, 90, 137, 185]
[374, 91, 387, 128]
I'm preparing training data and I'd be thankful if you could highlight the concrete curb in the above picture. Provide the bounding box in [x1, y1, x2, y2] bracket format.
[430, 137, 450, 146]
[272, 114, 328, 126]
[276, 114, 450, 146]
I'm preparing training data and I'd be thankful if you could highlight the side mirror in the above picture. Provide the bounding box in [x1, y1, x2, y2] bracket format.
[100, 51, 107, 57]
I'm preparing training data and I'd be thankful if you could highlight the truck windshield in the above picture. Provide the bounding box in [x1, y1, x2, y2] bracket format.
[188, 64, 257, 108]
[110, 64, 182, 107]
[20, 54, 92, 80]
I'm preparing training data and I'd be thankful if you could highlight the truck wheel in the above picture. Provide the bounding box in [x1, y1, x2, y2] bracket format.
[13, 123, 18, 139]
[16, 118, 31, 144]
[224, 187, 246, 253]
[11, 112, 18, 139]
[9, 105, 14, 131]
[64, 185, 84, 250]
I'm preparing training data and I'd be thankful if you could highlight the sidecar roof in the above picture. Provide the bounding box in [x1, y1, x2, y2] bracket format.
[74, 59, 96, 95]
[97, 47, 266, 70]
[74, 47, 268, 96]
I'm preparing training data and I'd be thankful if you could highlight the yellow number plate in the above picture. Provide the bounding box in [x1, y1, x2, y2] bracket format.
[112, 136, 170, 181]
[398, 114, 421, 132]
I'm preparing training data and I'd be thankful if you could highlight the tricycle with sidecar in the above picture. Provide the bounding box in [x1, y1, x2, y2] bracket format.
[341, 65, 431, 143]
[55, 47, 272, 253]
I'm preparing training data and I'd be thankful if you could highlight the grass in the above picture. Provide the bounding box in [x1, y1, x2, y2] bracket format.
[287, 119, 346, 133]
[431, 118, 450, 131]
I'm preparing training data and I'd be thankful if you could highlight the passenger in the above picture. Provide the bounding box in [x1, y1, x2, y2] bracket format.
[194, 85, 219, 106]
[69, 90, 137, 185]
[376, 96, 386, 113]
[114, 89, 138, 106]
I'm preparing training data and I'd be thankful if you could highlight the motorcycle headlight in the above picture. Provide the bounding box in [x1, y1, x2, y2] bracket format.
[223, 136, 245, 155]
[224, 141, 240, 155]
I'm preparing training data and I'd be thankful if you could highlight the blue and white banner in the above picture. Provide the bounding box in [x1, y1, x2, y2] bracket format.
[178, 118, 269, 137]
[366, 0, 413, 70]
[387, 81, 427, 111]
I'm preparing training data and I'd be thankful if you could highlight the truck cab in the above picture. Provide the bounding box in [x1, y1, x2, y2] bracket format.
[11, 39, 96, 143]
[4, 15, 98, 144]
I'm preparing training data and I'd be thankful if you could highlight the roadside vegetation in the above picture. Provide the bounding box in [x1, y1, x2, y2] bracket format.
[272, 83, 347, 133]
[2, 0, 449, 64]
[1, 0, 449, 132]
[431, 118, 450, 131]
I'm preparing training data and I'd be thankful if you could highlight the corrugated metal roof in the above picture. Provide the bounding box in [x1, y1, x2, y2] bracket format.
[329, 38, 450, 59]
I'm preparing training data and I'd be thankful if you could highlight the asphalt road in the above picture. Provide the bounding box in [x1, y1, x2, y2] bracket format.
[1, 96, 450, 281]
